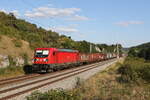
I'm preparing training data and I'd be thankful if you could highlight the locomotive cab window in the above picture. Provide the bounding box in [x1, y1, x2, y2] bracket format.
[35, 50, 49, 58]
[43, 50, 49, 55]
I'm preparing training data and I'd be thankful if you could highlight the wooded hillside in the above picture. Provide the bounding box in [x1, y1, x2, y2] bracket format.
[128, 42, 150, 60]
[0, 11, 120, 53]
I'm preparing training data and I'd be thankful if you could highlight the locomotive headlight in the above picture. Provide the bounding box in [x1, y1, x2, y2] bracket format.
[43, 59, 48, 62]
[36, 59, 39, 61]
[43, 59, 46, 61]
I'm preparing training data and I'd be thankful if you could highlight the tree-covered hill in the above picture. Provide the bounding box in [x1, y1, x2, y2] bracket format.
[131, 42, 150, 49]
[128, 42, 150, 60]
[0, 11, 120, 53]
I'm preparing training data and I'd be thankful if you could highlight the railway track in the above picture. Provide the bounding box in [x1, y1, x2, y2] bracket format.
[0, 62, 102, 91]
[0, 74, 40, 87]
[0, 61, 103, 87]
[0, 59, 116, 100]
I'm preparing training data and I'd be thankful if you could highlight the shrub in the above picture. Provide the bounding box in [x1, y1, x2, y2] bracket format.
[138, 48, 150, 60]
[118, 64, 139, 82]
[12, 39, 22, 47]
[118, 57, 150, 82]
[22, 53, 28, 65]
[139, 65, 150, 82]
[0, 67, 5, 75]
[26, 89, 81, 100]
[8, 55, 16, 66]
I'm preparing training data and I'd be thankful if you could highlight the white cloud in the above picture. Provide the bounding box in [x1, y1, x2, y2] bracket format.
[25, 7, 81, 18]
[46, 25, 86, 38]
[0, 9, 7, 13]
[116, 21, 144, 26]
[11, 10, 20, 17]
[51, 26, 78, 33]
[25, 11, 45, 17]
[0, 9, 20, 17]
[67, 15, 89, 21]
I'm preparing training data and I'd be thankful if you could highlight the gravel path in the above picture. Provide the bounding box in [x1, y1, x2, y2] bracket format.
[2, 59, 118, 100]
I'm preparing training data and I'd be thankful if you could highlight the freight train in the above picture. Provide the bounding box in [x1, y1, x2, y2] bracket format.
[32, 48, 117, 72]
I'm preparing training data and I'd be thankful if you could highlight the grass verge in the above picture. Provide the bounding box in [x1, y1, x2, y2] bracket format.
[0, 66, 24, 80]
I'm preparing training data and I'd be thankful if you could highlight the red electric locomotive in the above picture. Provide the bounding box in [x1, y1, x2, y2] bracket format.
[32, 48, 79, 72]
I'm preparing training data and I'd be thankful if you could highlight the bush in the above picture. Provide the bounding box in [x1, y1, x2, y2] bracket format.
[12, 39, 22, 47]
[140, 65, 150, 82]
[26, 89, 81, 100]
[118, 57, 150, 82]
[21, 53, 28, 65]
[118, 64, 139, 82]
[8, 55, 16, 66]
[138, 48, 150, 60]
[0, 67, 5, 75]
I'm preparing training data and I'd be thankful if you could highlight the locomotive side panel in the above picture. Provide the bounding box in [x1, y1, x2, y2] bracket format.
[54, 51, 79, 64]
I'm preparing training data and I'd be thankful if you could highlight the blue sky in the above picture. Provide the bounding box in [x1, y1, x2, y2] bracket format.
[0, 0, 150, 47]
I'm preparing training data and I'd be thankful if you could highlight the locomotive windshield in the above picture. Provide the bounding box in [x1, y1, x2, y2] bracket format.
[35, 50, 49, 58]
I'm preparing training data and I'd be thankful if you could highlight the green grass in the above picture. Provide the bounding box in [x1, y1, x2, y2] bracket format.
[0, 66, 24, 79]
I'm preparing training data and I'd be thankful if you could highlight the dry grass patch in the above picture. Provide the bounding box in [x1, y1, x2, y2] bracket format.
[72, 58, 150, 100]
[0, 35, 33, 59]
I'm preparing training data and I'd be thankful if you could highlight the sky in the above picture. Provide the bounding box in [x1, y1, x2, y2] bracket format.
[0, 0, 150, 47]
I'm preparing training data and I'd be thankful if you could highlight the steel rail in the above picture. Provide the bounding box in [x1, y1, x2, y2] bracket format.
[0, 61, 104, 87]
[0, 59, 115, 100]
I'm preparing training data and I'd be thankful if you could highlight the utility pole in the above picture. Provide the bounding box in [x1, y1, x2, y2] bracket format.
[117, 43, 119, 59]
[90, 44, 92, 53]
